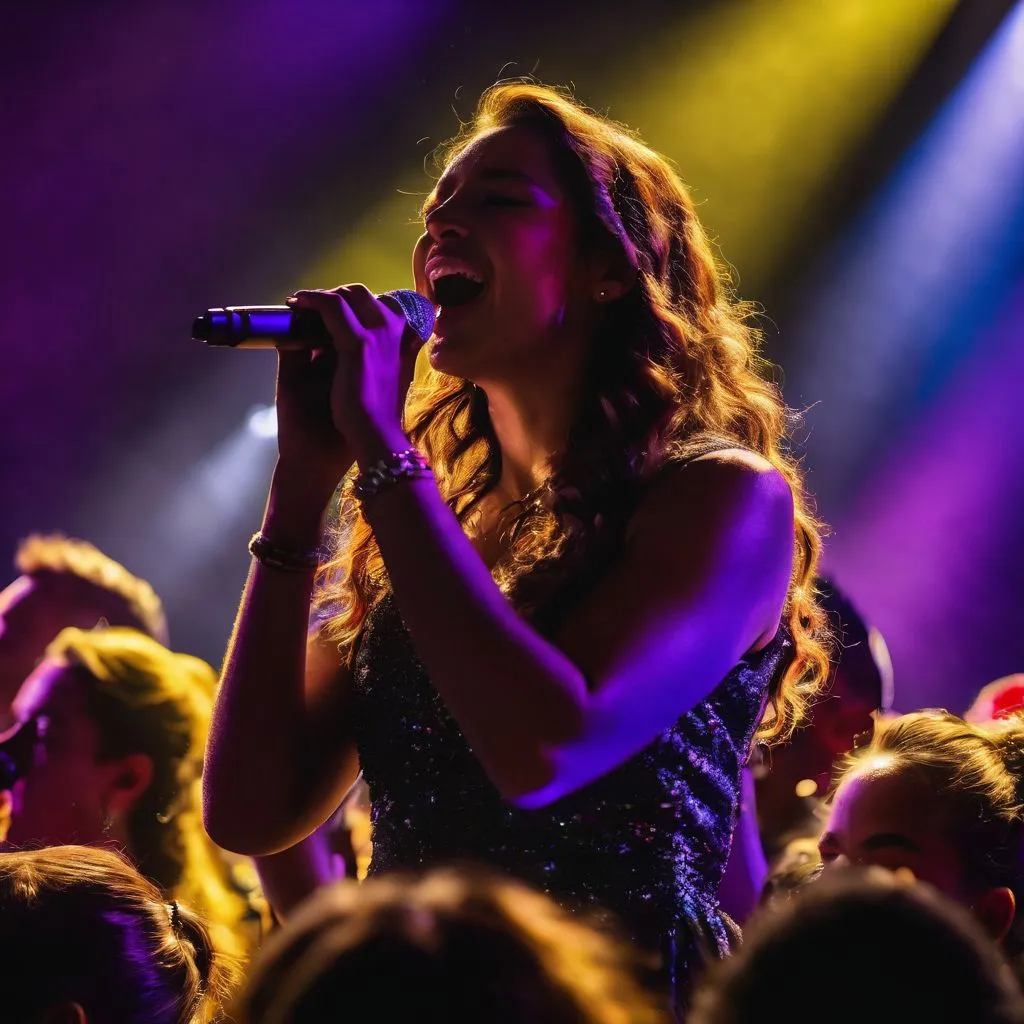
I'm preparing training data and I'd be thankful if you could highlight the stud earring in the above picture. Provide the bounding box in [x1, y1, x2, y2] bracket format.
[597, 288, 609, 300]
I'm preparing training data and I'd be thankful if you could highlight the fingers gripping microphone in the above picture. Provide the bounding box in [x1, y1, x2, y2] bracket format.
[191, 290, 436, 349]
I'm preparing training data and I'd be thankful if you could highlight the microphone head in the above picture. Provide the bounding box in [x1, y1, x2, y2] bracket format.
[192, 315, 211, 341]
[381, 289, 436, 342]
[192, 309, 232, 343]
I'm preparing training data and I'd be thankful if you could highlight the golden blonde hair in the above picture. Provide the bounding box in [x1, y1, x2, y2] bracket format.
[0, 845, 229, 1024]
[47, 627, 254, 975]
[835, 709, 1024, 953]
[237, 868, 667, 1024]
[317, 82, 829, 743]
[17, 533, 169, 644]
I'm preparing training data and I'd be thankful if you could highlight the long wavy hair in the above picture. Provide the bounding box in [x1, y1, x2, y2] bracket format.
[48, 627, 255, 974]
[317, 82, 829, 743]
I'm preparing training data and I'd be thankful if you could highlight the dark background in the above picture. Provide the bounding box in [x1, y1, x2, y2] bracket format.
[3, 0, 1022, 713]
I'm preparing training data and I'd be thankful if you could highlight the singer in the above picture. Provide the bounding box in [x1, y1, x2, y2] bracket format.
[203, 82, 829, 1009]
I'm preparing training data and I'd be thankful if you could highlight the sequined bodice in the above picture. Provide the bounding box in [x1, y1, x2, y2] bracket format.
[351, 591, 792, 994]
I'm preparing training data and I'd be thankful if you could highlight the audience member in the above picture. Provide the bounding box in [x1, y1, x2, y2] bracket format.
[754, 578, 893, 862]
[966, 675, 1024, 724]
[0, 844, 227, 1024]
[820, 709, 1024, 965]
[0, 626, 256, 967]
[719, 578, 890, 922]
[691, 867, 1024, 1023]
[236, 868, 668, 1024]
[0, 534, 167, 719]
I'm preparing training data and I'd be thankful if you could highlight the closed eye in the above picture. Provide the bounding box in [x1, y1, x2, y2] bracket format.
[861, 832, 922, 854]
[481, 194, 529, 207]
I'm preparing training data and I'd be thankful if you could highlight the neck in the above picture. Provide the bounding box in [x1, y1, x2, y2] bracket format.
[481, 372, 583, 503]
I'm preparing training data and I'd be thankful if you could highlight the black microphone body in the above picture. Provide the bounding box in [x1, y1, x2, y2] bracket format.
[192, 289, 435, 349]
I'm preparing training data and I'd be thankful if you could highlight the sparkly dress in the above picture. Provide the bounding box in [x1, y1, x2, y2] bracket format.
[351, 588, 793, 1006]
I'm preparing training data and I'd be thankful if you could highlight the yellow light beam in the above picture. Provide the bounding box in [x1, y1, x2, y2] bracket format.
[602, 0, 959, 288]
[296, 0, 959, 307]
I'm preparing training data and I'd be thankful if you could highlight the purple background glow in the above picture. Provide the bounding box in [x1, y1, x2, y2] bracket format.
[2, 0, 1021, 714]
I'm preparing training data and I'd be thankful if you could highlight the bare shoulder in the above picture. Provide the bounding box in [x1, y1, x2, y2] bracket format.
[557, 445, 796, 709]
[692, 446, 778, 474]
[628, 448, 793, 544]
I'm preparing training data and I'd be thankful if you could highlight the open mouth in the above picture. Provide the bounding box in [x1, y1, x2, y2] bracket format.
[431, 272, 486, 308]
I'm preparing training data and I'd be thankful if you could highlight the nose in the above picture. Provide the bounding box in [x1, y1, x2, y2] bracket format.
[424, 199, 469, 242]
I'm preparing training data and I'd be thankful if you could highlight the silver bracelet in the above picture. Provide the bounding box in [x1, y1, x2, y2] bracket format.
[248, 532, 323, 573]
[352, 448, 431, 502]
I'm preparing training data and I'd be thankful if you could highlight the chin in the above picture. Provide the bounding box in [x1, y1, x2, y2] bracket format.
[427, 334, 477, 381]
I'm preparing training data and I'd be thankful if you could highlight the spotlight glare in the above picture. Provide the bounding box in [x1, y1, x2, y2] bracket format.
[247, 405, 278, 439]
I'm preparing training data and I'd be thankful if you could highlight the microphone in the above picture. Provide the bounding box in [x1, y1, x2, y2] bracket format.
[191, 289, 435, 349]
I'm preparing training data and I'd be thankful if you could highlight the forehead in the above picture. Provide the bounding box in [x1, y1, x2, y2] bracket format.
[435, 125, 565, 196]
[830, 764, 935, 830]
[11, 658, 87, 721]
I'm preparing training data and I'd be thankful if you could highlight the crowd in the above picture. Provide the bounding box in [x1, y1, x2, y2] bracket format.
[3, 80, 1019, 1022]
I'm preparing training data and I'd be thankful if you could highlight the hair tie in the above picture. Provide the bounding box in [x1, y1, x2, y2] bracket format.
[168, 900, 181, 931]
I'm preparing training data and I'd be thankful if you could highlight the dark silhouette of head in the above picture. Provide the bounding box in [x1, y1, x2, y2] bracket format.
[754, 577, 892, 858]
[237, 868, 667, 1024]
[691, 868, 1024, 1024]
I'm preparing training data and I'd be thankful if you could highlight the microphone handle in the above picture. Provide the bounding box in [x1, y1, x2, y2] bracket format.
[194, 307, 332, 349]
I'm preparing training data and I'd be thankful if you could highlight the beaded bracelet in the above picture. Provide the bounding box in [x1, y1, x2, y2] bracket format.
[248, 532, 323, 573]
[351, 447, 432, 502]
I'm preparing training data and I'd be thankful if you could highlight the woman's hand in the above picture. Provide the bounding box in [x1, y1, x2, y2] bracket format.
[287, 285, 427, 467]
[273, 345, 354, 510]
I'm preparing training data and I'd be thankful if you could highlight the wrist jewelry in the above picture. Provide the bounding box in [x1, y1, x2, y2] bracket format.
[248, 532, 323, 573]
[352, 447, 431, 502]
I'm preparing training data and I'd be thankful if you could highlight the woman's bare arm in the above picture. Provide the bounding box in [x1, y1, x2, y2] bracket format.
[203, 468, 359, 855]
[254, 807, 350, 921]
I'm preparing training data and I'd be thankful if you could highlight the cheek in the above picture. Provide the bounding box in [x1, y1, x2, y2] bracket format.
[498, 223, 578, 298]
[412, 234, 431, 294]
[913, 857, 974, 904]
[8, 766, 105, 847]
[15, 749, 101, 813]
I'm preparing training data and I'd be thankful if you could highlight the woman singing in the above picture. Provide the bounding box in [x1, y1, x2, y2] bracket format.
[204, 82, 829, 1005]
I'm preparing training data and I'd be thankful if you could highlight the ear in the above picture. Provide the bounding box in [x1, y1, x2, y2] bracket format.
[587, 244, 638, 304]
[976, 886, 1016, 943]
[101, 752, 155, 818]
[39, 1001, 88, 1024]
